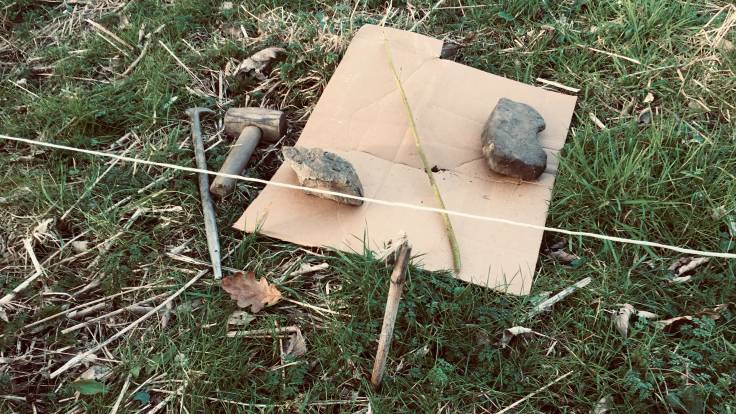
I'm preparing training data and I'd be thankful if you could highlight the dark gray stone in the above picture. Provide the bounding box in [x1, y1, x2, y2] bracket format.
[440, 42, 462, 60]
[282, 146, 364, 206]
[481, 98, 547, 181]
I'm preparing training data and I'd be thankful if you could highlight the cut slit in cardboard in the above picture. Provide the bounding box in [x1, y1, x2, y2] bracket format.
[234, 25, 577, 295]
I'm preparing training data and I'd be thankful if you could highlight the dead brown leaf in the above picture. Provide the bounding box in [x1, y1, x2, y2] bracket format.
[284, 328, 307, 358]
[76, 365, 111, 382]
[227, 310, 255, 326]
[613, 304, 636, 337]
[547, 249, 580, 264]
[71, 240, 90, 253]
[718, 38, 734, 52]
[221, 272, 282, 313]
[31, 218, 55, 242]
[656, 303, 733, 333]
[613, 304, 659, 337]
[544, 239, 579, 264]
[234, 47, 285, 80]
[497, 326, 534, 348]
[638, 107, 652, 125]
[591, 396, 612, 414]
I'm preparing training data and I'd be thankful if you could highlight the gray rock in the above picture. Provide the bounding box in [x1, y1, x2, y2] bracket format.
[282, 146, 364, 206]
[481, 98, 547, 181]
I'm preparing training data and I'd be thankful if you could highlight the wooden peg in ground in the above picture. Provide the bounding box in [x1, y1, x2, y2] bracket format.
[209, 107, 287, 198]
[370, 237, 411, 389]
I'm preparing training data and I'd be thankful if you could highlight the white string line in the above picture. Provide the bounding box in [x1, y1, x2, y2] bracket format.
[3, 133, 736, 259]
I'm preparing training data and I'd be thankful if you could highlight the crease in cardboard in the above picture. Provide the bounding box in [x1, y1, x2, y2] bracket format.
[234, 25, 577, 295]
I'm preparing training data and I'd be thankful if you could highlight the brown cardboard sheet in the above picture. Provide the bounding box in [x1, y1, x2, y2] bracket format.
[234, 25, 577, 295]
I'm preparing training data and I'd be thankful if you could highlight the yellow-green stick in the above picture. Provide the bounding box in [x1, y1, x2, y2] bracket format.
[382, 36, 462, 273]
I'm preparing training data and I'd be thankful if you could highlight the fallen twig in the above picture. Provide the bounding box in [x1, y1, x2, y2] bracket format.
[166, 252, 240, 274]
[527, 277, 592, 319]
[61, 146, 132, 220]
[536, 78, 580, 93]
[283, 298, 347, 317]
[227, 326, 300, 338]
[85, 19, 134, 51]
[0, 239, 45, 306]
[494, 371, 573, 414]
[62, 292, 168, 334]
[148, 380, 188, 414]
[119, 24, 164, 78]
[49, 269, 207, 378]
[579, 44, 641, 65]
[119, 36, 151, 78]
[589, 113, 607, 130]
[66, 302, 107, 319]
[24, 285, 159, 329]
[290, 262, 329, 276]
[160, 40, 199, 82]
[109, 373, 131, 414]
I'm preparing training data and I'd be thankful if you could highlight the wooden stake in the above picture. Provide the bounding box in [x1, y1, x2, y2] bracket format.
[370, 240, 411, 389]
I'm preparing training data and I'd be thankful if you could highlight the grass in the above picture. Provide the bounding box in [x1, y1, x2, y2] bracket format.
[1, 0, 735, 412]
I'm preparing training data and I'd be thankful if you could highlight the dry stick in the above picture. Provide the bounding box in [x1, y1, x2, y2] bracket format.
[589, 113, 607, 130]
[109, 373, 131, 414]
[283, 298, 347, 317]
[150, 388, 367, 409]
[579, 44, 641, 65]
[227, 326, 300, 338]
[166, 252, 240, 274]
[61, 147, 130, 221]
[408, 0, 445, 32]
[0, 239, 44, 306]
[119, 36, 152, 78]
[49, 269, 207, 378]
[24, 285, 158, 329]
[119, 24, 165, 79]
[53, 231, 123, 268]
[103, 171, 172, 214]
[187, 108, 222, 280]
[526, 277, 592, 319]
[84, 19, 134, 51]
[494, 371, 573, 414]
[536, 77, 580, 93]
[147, 380, 188, 414]
[382, 36, 461, 273]
[66, 302, 107, 319]
[159, 40, 198, 81]
[62, 292, 169, 334]
[24, 238, 43, 273]
[370, 240, 411, 389]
